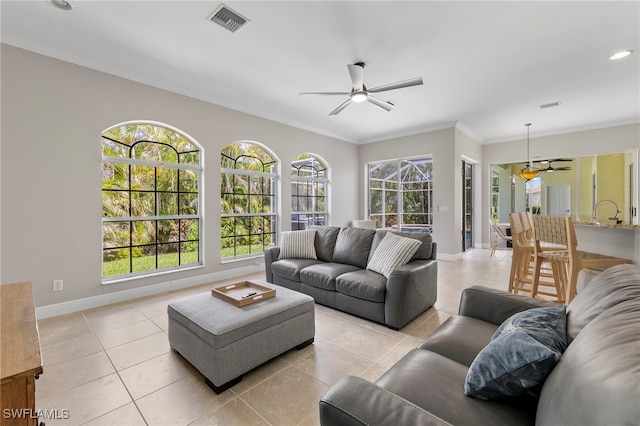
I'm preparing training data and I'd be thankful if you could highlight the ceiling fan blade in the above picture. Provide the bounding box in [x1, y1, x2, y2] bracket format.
[347, 63, 364, 91]
[329, 99, 352, 116]
[299, 92, 351, 95]
[367, 95, 395, 112]
[368, 77, 423, 93]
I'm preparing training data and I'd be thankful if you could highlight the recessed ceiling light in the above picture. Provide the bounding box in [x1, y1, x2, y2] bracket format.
[46, 0, 72, 10]
[609, 50, 633, 60]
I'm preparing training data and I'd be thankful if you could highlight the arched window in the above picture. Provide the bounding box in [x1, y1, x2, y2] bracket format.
[221, 142, 278, 259]
[291, 154, 329, 229]
[101, 122, 202, 281]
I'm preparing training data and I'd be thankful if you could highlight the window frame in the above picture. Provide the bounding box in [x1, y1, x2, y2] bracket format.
[220, 142, 279, 261]
[367, 156, 434, 232]
[291, 154, 329, 230]
[101, 122, 203, 283]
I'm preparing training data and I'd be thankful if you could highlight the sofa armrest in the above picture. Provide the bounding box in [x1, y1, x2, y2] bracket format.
[319, 376, 452, 426]
[458, 285, 557, 325]
[385, 259, 438, 329]
[264, 247, 280, 283]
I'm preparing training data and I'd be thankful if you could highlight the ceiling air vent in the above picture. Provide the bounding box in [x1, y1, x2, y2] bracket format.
[207, 4, 250, 33]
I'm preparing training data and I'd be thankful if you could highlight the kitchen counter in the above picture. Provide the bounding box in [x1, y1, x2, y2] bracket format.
[575, 221, 640, 231]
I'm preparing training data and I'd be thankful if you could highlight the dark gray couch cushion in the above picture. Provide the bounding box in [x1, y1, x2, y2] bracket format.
[537, 300, 640, 426]
[567, 263, 640, 341]
[376, 349, 536, 426]
[309, 225, 341, 262]
[336, 270, 387, 303]
[271, 258, 323, 281]
[332, 227, 376, 268]
[300, 262, 361, 291]
[418, 315, 498, 367]
[369, 230, 433, 263]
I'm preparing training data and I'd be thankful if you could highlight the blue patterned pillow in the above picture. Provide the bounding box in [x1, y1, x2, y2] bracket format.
[464, 306, 568, 400]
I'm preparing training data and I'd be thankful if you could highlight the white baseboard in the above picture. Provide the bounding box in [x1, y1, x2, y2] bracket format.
[35, 265, 260, 319]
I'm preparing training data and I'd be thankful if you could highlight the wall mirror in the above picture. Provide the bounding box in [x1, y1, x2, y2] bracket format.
[491, 150, 637, 226]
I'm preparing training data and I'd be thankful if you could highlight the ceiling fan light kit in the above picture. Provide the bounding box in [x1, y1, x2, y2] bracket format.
[300, 62, 423, 115]
[519, 123, 541, 181]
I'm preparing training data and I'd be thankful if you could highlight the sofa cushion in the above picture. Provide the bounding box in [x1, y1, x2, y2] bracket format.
[278, 229, 317, 260]
[332, 227, 376, 268]
[309, 225, 341, 262]
[369, 230, 433, 262]
[566, 263, 640, 342]
[299, 262, 361, 291]
[366, 232, 422, 278]
[417, 315, 498, 367]
[464, 306, 567, 400]
[336, 270, 387, 303]
[536, 300, 640, 426]
[271, 258, 323, 282]
[376, 349, 536, 426]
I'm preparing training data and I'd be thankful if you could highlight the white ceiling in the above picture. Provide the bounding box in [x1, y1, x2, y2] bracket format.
[1, 1, 638, 144]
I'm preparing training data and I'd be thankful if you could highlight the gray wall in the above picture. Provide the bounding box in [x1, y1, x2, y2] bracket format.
[0, 45, 359, 307]
[357, 126, 483, 258]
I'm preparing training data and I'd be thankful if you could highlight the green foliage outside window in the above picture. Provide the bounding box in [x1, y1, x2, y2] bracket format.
[102, 123, 201, 279]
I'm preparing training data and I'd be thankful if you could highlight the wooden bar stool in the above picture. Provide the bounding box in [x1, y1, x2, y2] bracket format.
[509, 213, 563, 300]
[531, 215, 632, 304]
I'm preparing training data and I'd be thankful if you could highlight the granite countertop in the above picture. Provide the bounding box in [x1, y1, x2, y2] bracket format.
[575, 221, 640, 230]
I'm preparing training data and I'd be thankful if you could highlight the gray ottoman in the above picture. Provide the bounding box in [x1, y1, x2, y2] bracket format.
[168, 282, 315, 393]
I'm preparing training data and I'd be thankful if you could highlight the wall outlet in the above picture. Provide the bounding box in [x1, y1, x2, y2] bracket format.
[52, 279, 63, 292]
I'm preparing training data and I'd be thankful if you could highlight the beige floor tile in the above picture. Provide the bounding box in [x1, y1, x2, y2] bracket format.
[150, 313, 169, 331]
[37, 373, 131, 425]
[37, 351, 115, 400]
[136, 375, 234, 426]
[82, 403, 146, 426]
[41, 332, 103, 367]
[39, 320, 95, 348]
[332, 327, 402, 361]
[238, 366, 329, 426]
[94, 318, 162, 349]
[84, 304, 148, 333]
[129, 293, 174, 318]
[293, 339, 371, 387]
[37, 312, 86, 335]
[358, 362, 390, 382]
[189, 398, 269, 426]
[119, 351, 196, 400]
[313, 310, 358, 342]
[228, 357, 290, 395]
[106, 332, 170, 370]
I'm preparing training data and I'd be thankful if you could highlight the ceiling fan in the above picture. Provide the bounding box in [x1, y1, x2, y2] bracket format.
[300, 62, 423, 116]
[522, 159, 573, 172]
[541, 160, 572, 173]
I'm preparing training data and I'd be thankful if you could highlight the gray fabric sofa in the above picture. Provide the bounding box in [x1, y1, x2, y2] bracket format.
[319, 263, 640, 426]
[264, 225, 437, 330]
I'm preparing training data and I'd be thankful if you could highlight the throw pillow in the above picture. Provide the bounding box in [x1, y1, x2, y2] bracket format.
[464, 306, 568, 400]
[278, 230, 317, 260]
[366, 232, 422, 278]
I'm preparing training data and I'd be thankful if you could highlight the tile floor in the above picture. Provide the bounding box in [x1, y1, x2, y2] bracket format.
[35, 248, 512, 426]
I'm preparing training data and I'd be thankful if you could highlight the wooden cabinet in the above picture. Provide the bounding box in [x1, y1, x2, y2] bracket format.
[1, 282, 43, 426]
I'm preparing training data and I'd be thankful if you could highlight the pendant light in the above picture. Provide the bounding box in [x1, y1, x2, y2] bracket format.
[519, 123, 541, 181]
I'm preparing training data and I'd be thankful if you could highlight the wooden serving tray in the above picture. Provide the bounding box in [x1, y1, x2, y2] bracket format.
[211, 281, 276, 307]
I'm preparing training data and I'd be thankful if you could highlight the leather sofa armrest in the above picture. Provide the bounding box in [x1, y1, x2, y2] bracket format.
[264, 247, 280, 283]
[319, 376, 452, 426]
[385, 259, 438, 329]
[458, 285, 557, 325]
